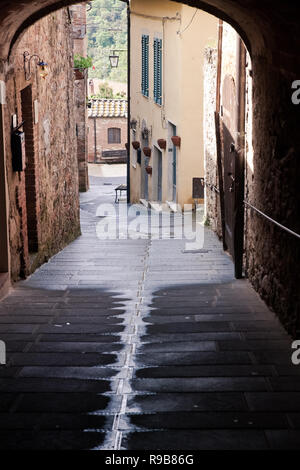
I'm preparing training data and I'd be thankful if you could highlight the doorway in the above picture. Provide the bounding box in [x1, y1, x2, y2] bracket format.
[168, 122, 177, 202]
[140, 122, 149, 200]
[21, 86, 39, 253]
[0, 84, 9, 286]
[153, 146, 162, 202]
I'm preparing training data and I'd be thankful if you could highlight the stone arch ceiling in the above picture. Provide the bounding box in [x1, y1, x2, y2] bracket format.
[0, 0, 299, 73]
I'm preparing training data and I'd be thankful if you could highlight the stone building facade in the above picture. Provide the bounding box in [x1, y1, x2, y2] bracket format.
[129, 0, 218, 208]
[88, 99, 127, 163]
[4, 8, 80, 281]
[70, 3, 89, 192]
[204, 22, 300, 335]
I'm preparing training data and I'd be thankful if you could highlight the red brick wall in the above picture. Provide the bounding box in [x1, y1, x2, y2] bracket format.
[88, 117, 127, 163]
[70, 3, 89, 191]
[5, 8, 80, 280]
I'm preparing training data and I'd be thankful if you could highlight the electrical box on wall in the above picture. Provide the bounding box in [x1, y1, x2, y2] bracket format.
[11, 130, 26, 172]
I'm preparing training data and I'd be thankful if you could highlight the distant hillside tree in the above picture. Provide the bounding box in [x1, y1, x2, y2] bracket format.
[87, 0, 127, 83]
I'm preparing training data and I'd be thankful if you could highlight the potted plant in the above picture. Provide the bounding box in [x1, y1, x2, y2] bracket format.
[74, 54, 93, 80]
[143, 146, 151, 157]
[145, 166, 152, 175]
[132, 141, 140, 150]
[171, 136, 181, 147]
[157, 139, 166, 150]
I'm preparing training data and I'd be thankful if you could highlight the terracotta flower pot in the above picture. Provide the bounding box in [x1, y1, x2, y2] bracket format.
[171, 136, 181, 147]
[132, 141, 140, 150]
[145, 165, 152, 175]
[143, 146, 151, 157]
[157, 139, 166, 150]
[74, 68, 85, 80]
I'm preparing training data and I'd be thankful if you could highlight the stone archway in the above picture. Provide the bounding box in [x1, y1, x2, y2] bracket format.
[0, 0, 299, 331]
[0, 80, 10, 297]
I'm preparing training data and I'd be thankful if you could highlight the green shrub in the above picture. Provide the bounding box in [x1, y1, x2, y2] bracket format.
[74, 54, 93, 69]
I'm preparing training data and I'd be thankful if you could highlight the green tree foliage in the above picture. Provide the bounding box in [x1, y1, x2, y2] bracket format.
[90, 82, 127, 99]
[87, 0, 127, 83]
[74, 54, 93, 69]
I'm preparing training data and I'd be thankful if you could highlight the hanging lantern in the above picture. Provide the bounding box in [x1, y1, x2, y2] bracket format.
[109, 52, 119, 68]
[37, 61, 48, 79]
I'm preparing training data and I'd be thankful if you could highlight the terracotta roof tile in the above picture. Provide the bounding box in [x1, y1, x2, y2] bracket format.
[88, 99, 128, 118]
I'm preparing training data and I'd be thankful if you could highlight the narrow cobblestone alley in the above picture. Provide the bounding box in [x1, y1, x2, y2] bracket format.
[0, 174, 299, 450]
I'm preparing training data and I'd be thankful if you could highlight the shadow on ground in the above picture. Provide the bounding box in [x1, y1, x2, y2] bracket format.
[0, 286, 128, 450]
[121, 282, 300, 450]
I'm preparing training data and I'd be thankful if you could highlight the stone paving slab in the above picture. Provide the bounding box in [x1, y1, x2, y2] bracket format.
[0, 430, 109, 450]
[121, 430, 269, 450]
[127, 377, 268, 392]
[134, 365, 276, 378]
[119, 411, 289, 430]
[0, 176, 299, 449]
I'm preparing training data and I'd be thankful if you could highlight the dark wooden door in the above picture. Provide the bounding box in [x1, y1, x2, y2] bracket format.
[221, 75, 237, 258]
[157, 151, 162, 202]
[220, 74, 244, 277]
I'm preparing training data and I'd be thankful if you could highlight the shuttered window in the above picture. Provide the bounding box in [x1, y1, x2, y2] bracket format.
[153, 38, 162, 106]
[141, 35, 149, 97]
[108, 127, 121, 144]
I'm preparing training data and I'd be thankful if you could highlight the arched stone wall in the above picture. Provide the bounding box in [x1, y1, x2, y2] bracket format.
[0, 0, 299, 333]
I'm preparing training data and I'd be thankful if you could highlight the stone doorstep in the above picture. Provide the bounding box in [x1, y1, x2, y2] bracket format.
[166, 201, 180, 213]
[0, 273, 10, 301]
[149, 201, 163, 212]
[139, 198, 149, 208]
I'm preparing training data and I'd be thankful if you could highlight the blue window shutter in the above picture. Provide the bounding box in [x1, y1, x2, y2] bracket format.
[145, 36, 149, 96]
[154, 38, 162, 105]
[141, 36, 145, 95]
[157, 39, 162, 105]
[153, 38, 157, 102]
[141, 35, 149, 97]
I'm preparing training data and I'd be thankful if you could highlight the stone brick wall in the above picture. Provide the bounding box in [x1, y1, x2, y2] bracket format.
[204, 23, 300, 336]
[88, 117, 127, 163]
[70, 3, 89, 192]
[4, 8, 80, 281]
[245, 57, 300, 336]
[203, 47, 222, 238]
[75, 76, 89, 191]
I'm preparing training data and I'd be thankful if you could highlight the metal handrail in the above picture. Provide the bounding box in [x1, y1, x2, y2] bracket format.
[243, 200, 300, 240]
[203, 181, 220, 194]
[203, 180, 300, 240]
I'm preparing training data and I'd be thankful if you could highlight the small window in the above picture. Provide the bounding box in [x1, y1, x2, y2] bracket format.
[108, 127, 121, 144]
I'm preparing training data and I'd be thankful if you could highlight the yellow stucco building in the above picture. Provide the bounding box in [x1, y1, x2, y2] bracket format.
[129, 0, 217, 208]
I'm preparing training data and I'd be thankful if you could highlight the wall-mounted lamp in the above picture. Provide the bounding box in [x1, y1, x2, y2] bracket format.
[109, 49, 126, 68]
[130, 119, 137, 132]
[23, 52, 48, 81]
[109, 51, 119, 68]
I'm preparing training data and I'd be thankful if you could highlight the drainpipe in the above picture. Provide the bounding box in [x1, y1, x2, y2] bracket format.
[215, 20, 227, 251]
[126, 0, 131, 203]
[216, 20, 223, 114]
[94, 117, 97, 163]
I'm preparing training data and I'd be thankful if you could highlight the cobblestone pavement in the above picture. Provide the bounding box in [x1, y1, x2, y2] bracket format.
[0, 175, 299, 450]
